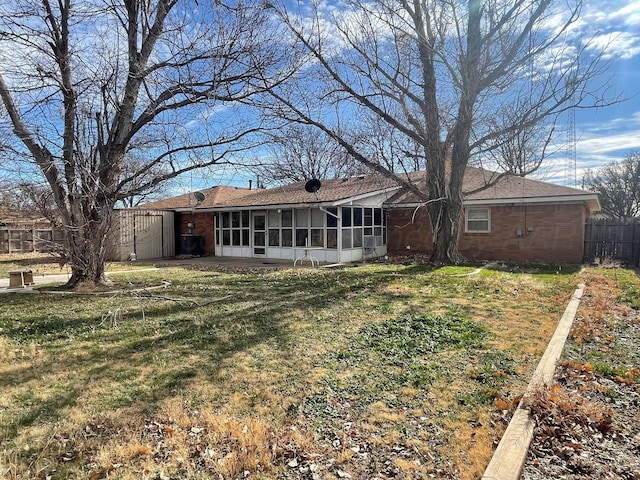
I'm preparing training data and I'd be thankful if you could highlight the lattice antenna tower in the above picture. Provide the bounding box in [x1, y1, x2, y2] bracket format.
[565, 100, 577, 187]
[564, 46, 578, 188]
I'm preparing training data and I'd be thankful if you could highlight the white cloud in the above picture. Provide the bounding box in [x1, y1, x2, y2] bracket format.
[577, 130, 640, 154]
[577, 1, 640, 60]
[587, 31, 640, 59]
[541, 109, 640, 185]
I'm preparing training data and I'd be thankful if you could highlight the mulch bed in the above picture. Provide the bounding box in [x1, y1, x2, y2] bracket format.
[521, 273, 640, 480]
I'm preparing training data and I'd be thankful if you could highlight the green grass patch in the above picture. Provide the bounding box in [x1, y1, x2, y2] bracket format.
[621, 284, 640, 309]
[357, 313, 488, 357]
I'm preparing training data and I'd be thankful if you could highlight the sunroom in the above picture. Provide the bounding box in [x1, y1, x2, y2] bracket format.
[213, 205, 387, 264]
[209, 175, 400, 264]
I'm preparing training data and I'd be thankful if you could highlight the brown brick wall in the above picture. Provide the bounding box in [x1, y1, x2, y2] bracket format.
[386, 208, 433, 254]
[387, 203, 588, 263]
[176, 212, 216, 255]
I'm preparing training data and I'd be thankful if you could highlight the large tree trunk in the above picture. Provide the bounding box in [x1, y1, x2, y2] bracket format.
[427, 198, 464, 264]
[424, 143, 466, 264]
[61, 206, 114, 288]
[426, 0, 481, 265]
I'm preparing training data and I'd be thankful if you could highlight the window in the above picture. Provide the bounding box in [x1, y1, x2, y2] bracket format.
[465, 207, 490, 233]
[218, 210, 250, 246]
[340, 206, 386, 249]
[353, 208, 362, 226]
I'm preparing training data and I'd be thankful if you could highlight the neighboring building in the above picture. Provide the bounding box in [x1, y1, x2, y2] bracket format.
[0, 208, 64, 254]
[137, 168, 601, 264]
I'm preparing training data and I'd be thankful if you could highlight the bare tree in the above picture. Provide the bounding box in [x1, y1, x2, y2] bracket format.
[250, 124, 365, 184]
[0, 0, 291, 287]
[583, 151, 640, 219]
[264, 0, 619, 262]
[0, 180, 54, 215]
[117, 154, 175, 208]
[0, 181, 23, 211]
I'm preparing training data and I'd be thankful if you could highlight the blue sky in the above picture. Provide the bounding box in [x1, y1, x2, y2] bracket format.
[543, 0, 640, 187]
[177, 0, 640, 193]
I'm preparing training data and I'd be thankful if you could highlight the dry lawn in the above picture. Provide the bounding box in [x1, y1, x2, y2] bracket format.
[0, 261, 589, 479]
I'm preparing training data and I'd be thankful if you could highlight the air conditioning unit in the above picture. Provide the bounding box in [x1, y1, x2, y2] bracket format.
[364, 235, 377, 248]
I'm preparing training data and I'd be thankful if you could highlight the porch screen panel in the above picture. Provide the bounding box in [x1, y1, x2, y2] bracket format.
[268, 209, 280, 246]
[269, 230, 279, 246]
[326, 208, 338, 249]
[282, 210, 292, 247]
[296, 229, 308, 247]
[311, 229, 323, 247]
[242, 211, 250, 245]
[327, 229, 337, 249]
[353, 228, 363, 248]
[341, 207, 386, 249]
[326, 208, 338, 227]
[220, 210, 250, 246]
[353, 208, 363, 226]
[311, 209, 323, 227]
[282, 229, 292, 247]
[342, 228, 352, 249]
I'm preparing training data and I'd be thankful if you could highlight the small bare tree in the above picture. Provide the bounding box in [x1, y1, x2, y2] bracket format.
[250, 124, 365, 184]
[0, 0, 292, 287]
[264, 0, 620, 262]
[583, 151, 640, 219]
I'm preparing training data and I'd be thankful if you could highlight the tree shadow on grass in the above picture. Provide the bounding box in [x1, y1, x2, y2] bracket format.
[0, 267, 402, 446]
[1, 387, 80, 441]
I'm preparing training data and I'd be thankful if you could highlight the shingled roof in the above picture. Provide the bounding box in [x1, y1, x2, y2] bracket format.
[139, 167, 599, 212]
[0, 207, 50, 224]
[212, 174, 401, 209]
[387, 167, 600, 211]
[138, 185, 257, 210]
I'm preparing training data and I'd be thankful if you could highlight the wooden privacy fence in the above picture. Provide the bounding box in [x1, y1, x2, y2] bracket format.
[0, 225, 65, 254]
[583, 218, 640, 266]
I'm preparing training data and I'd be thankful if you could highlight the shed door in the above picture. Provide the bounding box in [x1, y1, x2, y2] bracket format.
[134, 214, 164, 259]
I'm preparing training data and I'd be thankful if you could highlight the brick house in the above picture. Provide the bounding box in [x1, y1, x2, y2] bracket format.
[385, 168, 600, 263]
[140, 168, 600, 264]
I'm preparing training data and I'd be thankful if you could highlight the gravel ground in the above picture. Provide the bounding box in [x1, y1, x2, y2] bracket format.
[521, 272, 640, 480]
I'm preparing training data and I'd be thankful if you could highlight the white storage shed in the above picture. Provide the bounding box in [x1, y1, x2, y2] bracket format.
[107, 209, 175, 261]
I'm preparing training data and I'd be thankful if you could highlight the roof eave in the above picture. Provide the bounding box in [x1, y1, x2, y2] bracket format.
[332, 186, 402, 206]
[207, 186, 401, 211]
[387, 194, 601, 212]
